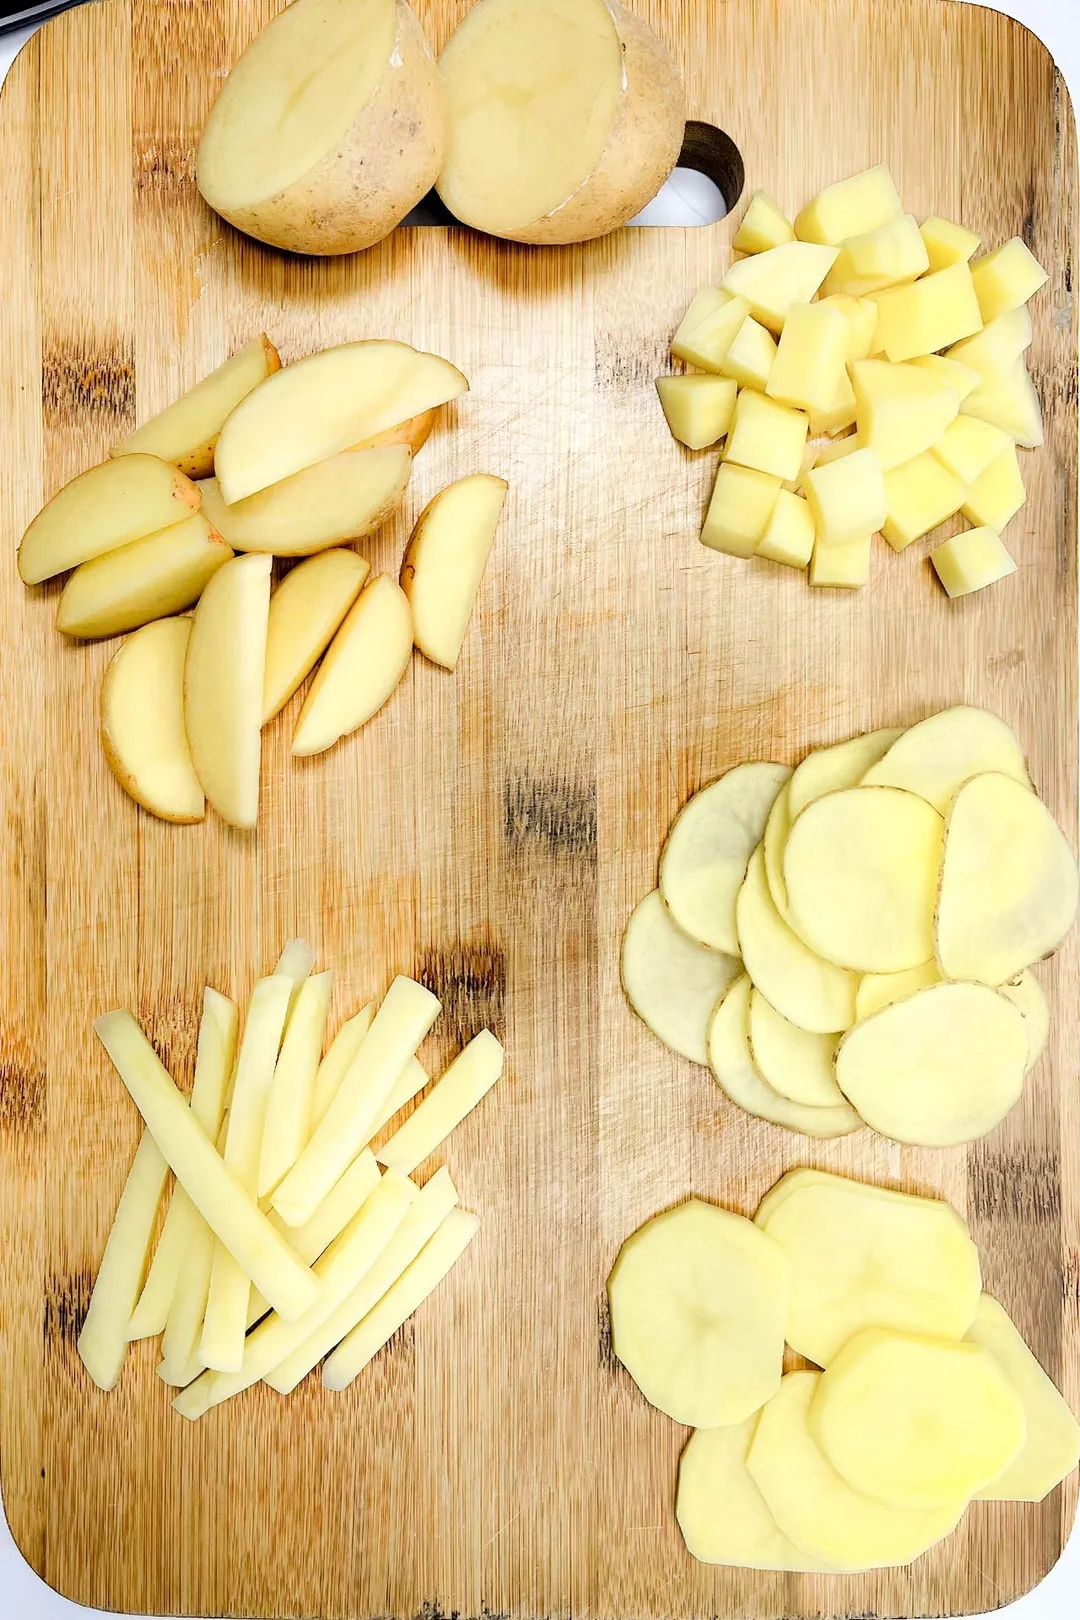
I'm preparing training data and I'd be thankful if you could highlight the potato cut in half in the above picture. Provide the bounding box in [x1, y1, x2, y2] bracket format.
[787, 726, 903, 819]
[966, 1295, 1080, 1502]
[18, 454, 200, 585]
[292, 574, 412, 757]
[659, 762, 791, 955]
[755, 1171, 982, 1367]
[57, 513, 233, 640]
[199, 445, 412, 557]
[936, 772, 1079, 984]
[101, 618, 205, 823]
[197, 0, 442, 256]
[621, 890, 740, 1066]
[676, 1418, 833, 1570]
[436, 0, 685, 245]
[999, 969, 1050, 1071]
[736, 847, 859, 1035]
[855, 961, 941, 1021]
[214, 342, 467, 504]
[747, 1372, 966, 1571]
[113, 336, 280, 478]
[835, 981, 1028, 1147]
[263, 549, 370, 723]
[184, 552, 272, 829]
[861, 705, 1031, 813]
[607, 1197, 789, 1428]
[783, 786, 943, 973]
[811, 1328, 1026, 1508]
[747, 989, 845, 1109]
[400, 473, 508, 670]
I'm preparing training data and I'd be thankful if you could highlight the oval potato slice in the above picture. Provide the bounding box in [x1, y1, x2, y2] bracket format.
[855, 960, 941, 1021]
[736, 847, 858, 1035]
[788, 725, 903, 818]
[676, 1418, 834, 1570]
[966, 1294, 1080, 1502]
[620, 891, 740, 1066]
[999, 969, 1050, 1072]
[762, 781, 792, 920]
[860, 704, 1032, 812]
[747, 990, 845, 1109]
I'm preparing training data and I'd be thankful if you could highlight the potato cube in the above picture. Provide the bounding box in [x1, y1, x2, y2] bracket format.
[766, 302, 848, 414]
[961, 447, 1027, 532]
[822, 214, 929, 298]
[725, 389, 809, 481]
[818, 294, 879, 362]
[721, 242, 839, 333]
[755, 488, 815, 568]
[931, 415, 1012, 484]
[947, 306, 1033, 374]
[783, 439, 821, 493]
[971, 238, 1049, 323]
[815, 434, 859, 466]
[671, 285, 725, 344]
[733, 192, 795, 254]
[910, 354, 982, 403]
[794, 165, 904, 246]
[931, 526, 1017, 597]
[672, 290, 751, 371]
[920, 216, 982, 273]
[875, 262, 984, 361]
[655, 374, 737, 450]
[809, 369, 858, 436]
[962, 359, 1044, 448]
[721, 317, 777, 392]
[809, 533, 872, 588]
[701, 463, 782, 557]
[882, 453, 966, 552]
[851, 359, 961, 471]
[805, 448, 887, 544]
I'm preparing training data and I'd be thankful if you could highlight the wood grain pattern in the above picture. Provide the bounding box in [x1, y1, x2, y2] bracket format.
[0, 0, 1077, 1614]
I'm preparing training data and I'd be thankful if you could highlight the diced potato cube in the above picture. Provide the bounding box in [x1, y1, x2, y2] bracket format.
[822, 214, 929, 298]
[931, 526, 1017, 597]
[851, 359, 961, 471]
[734, 192, 795, 254]
[946, 306, 1033, 374]
[962, 359, 1044, 448]
[809, 533, 872, 588]
[931, 415, 1013, 484]
[656, 374, 738, 450]
[766, 302, 848, 414]
[721, 317, 777, 392]
[875, 262, 984, 361]
[805, 448, 887, 544]
[920, 216, 982, 273]
[672, 290, 751, 370]
[721, 242, 839, 333]
[809, 369, 858, 436]
[671, 285, 726, 345]
[961, 446, 1027, 532]
[783, 439, 822, 493]
[701, 463, 783, 557]
[794, 165, 904, 246]
[818, 294, 879, 362]
[971, 238, 1049, 323]
[881, 453, 966, 552]
[910, 354, 982, 403]
[815, 434, 859, 466]
[725, 389, 809, 481]
[755, 488, 815, 568]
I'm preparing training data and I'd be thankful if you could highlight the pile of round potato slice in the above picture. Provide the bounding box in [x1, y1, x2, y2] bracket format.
[607, 1170, 1080, 1571]
[621, 705, 1078, 1145]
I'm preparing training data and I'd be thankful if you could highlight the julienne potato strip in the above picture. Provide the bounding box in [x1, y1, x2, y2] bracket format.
[158, 1113, 231, 1387]
[275, 936, 316, 1005]
[377, 1030, 504, 1176]
[258, 970, 334, 1198]
[309, 1004, 375, 1129]
[248, 1150, 383, 1328]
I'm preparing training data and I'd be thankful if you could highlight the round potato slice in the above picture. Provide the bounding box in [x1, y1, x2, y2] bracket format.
[936, 772, 1079, 985]
[736, 847, 858, 1035]
[607, 1198, 789, 1428]
[784, 787, 944, 973]
[788, 725, 904, 818]
[660, 762, 791, 955]
[810, 1328, 1026, 1508]
[999, 969, 1050, 1072]
[620, 891, 740, 1065]
[861, 705, 1032, 813]
[762, 782, 792, 920]
[835, 981, 1028, 1147]
[966, 1294, 1080, 1503]
[747, 990, 845, 1109]
[708, 978, 861, 1139]
[676, 1417, 834, 1570]
[747, 1372, 967, 1571]
[855, 960, 941, 1021]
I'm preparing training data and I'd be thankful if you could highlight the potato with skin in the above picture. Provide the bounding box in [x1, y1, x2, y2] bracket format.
[263, 550, 370, 723]
[113, 337, 280, 478]
[862, 705, 1031, 812]
[18, 455, 200, 585]
[736, 847, 859, 1035]
[292, 575, 413, 757]
[400, 474, 508, 670]
[101, 619, 205, 824]
[199, 446, 412, 558]
[747, 990, 846, 1110]
[57, 514, 233, 640]
[999, 970, 1050, 1071]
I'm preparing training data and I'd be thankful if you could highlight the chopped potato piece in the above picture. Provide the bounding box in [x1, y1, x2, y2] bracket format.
[948, 305, 1033, 372]
[920, 216, 981, 273]
[672, 290, 750, 370]
[377, 1030, 503, 1175]
[676, 1418, 833, 1570]
[862, 705, 1032, 812]
[721, 242, 839, 333]
[263, 550, 370, 723]
[198, 446, 412, 557]
[113, 337, 280, 478]
[808, 369, 858, 436]
[787, 726, 903, 818]
[701, 463, 782, 558]
[823, 213, 929, 298]
[720, 318, 777, 393]
[961, 446, 1027, 531]
[971, 238, 1049, 323]
[733, 192, 795, 254]
[292, 575, 413, 757]
[931, 526, 1016, 599]
[967, 1295, 1080, 1502]
[874, 262, 983, 362]
[747, 989, 845, 1109]
[910, 353, 982, 402]
[932, 415, 1012, 485]
[656, 374, 737, 449]
[400, 473, 508, 671]
[962, 358, 1044, 448]
[999, 970, 1050, 1071]
[881, 452, 965, 552]
[755, 489, 815, 569]
[78, 1134, 170, 1391]
[57, 513, 233, 640]
[804, 449, 886, 544]
[810, 534, 872, 589]
[258, 971, 334, 1199]
[813, 434, 858, 466]
[794, 166, 903, 247]
[101, 618, 205, 824]
[621, 890, 740, 1065]
[851, 359, 961, 471]
[818, 294, 878, 362]
[725, 390, 809, 482]
[736, 848, 858, 1034]
[855, 960, 941, 1020]
[766, 302, 847, 414]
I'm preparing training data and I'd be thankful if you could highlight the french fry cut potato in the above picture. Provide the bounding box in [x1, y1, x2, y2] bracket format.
[159, 1214, 217, 1387]
[78, 1134, 170, 1391]
[999, 970, 1050, 1071]
[620, 890, 740, 1066]
[811, 1328, 1026, 1508]
[199, 447, 412, 558]
[676, 1418, 833, 1570]
[967, 1295, 1080, 1502]
[835, 981, 1028, 1146]
[369, 1057, 429, 1140]
[377, 1030, 503, 1176]
[787, 727, 904, 819]
[747, 990, 845, 1109]
[783, 787, 944, 973]
[736, 848, 859, 1035]
[258, 971, 334, 1198]
[197, 0, 442, 256]
[252, 1149, 384, 1328]
[861, 705, 1032, 812]
[747, 1372, 967, 1570]
[263, 550, 370, 723]
[18, 454, 201, 585]
[755, 1171, 982, 1366]
[275, 937, 316, 997]
[607, 1197, 789, 1427]
[292, 575, 413, 757]
[400, 473, 508, 670]
[659, 763, 791, 955]
[57, 513, 233, 640]
[310, 1005, 376, 1130]
[936, 772, 1079, 984]
[113, 336, 281, 477]
[855, 961, 941, 1021]
[101, 619, 205, 824]
[436, 0, 685, 245]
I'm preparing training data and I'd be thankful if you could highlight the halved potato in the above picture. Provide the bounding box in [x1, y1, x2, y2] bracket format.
[860, 705, 1032, 812]
[855, 960, 940, 1021]
[57, 513, 233, 639]
[18, 455, 200, 585]
[747, 990, 845, 1109]
[966, 1294, 1080, 1502]
[400, 473, 508, 670]
[292, 575, 412, 757]
[101, 618, 204, 823]
[787, 726, 904, 818]
[263, 550, 370, 722]
[621, 890, 740, 1066]
[736, 847, 859, 1035]
[999, 969, 1050, 1071]
[676, 1418, 833, 1570]
[112, 337, 280, 478]
[198, 445, 412, 557]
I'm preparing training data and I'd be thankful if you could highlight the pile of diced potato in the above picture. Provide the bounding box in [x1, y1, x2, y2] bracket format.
[655, 165, 1048, 595]
[607, 1172, 1080, 1570]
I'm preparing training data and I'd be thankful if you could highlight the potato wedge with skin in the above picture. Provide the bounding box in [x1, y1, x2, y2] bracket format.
[101, 619, 205, 823]
[787, 726, 903, 819]
[352, 408, 437, 457]
[736, 847, 859, 1035]
[621, 890, 740, 1066]
[676, 1418, 833, 1571]
[57, 513, 233, 639]
[855, 960, 940, 1020]
[400, 474, 508, 670]
[861, 705, 1032, 812]
[263, 550, 370, 723]
[967, 1294, 1080, 1502]
[18, 454, 200, 585]
[113, 337, 281, 478]
[999, 970, 1050, 1071]
[199, 446, 411, 557]
[747, 990, 846, 1109]
[292, 575, 412, 757]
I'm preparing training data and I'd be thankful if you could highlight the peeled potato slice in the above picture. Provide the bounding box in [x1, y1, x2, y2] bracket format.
[966, 1295, 1080, 1502]
[999, 969, 1050, 1071]
[660, 762, 791, 954]
[835, 981, 1027, 1146]
[607, 1197, 790, 1428]
[936, 772, 1079, 985]
[761, 782, 792, 919]
[621, 890, 740, 1066]
[747, 990, 845, 1109]
[855, 960, 940, 1021]
[787, 726, 903, 818]
[861, 705, 1032, 812]
[736, 847, 858, 1034]
[810, 1328, 1026, 1508]
[676, 1418, 833, 1570]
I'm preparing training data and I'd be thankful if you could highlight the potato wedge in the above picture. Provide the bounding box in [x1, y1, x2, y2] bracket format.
[736, 847, 858, 1034]
[787, 726, 903, 819]
[400, 473, 508, 670]
[621, 890, 740, 1066]
[101, 618, 205, 824]
[18, 454, 200, 585]
[353, 409, 437, 456]
[291, 575, 413, 757]
[263, 550, 370, 723]
[57, 513, 233, 639]
[861, 704, 1031, 812]
[112, 336, 280, 477]
[747, 990, 846, 1109]
[967, 1295, 1080, 1502]
[999, 969, 1050, 1071]
[676, 1418, 833, 1570]
[855, 960, 940, 1020]
[198, 446, 412, 557]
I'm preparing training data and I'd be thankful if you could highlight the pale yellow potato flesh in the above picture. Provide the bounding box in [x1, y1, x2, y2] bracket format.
[113, 336, 281, 478]
[676, 1418, 834, 1570]
[855, 960, 941, 1021]
[620, 890, 741, 1066]
[263, 549, 370, 723]
[198, 446, 412, 557]
[258, 971, 334, 1199]
[400, 473, 508, 670]
[377, 1030, 503, 1176]
[292, 575, 413, 757]
[184, 552, 271, 829]
[353, 408, 436, 456]
[158, 1215, 217, 1387]
[936, 771, 1079, 984]
[966, 1295, 1080, 1502]
[999, 969, 1050, 1071]
[861, 705, 1032, 812]
[736, 847, 859, 1035]
[274, 938, 317, 995]
[252, 1148, 383, 1328]
[101, 618, 205, 824]
[787, 726, 904, 818]
[369, 1057, 430, 1141]
[761, 781, 793, 920]
[310, 1005, 376, 1130]
[721, 243, 839, 333]
[747, 989, 846, 1109]
[57, 512, 233, 639]
[18, 454, 201, 584]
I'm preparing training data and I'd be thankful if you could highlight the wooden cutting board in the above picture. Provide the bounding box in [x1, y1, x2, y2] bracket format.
[0, 0, 1077, 1614]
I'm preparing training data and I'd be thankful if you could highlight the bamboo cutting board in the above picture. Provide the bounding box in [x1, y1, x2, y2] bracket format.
[0, 0, 1077, 1615]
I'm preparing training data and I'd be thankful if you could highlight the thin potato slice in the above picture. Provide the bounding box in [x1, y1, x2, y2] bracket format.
[747, 990, 846, 1109]
[736, 847, 859, 1034]
[660, 763, 791, 954]
[999, 970, 1050, 1071]
[607, 1197, 790, 1428]
[855, 961, 940, 1021]
[861, 705, 1032, 812]
[762, 781, 792, 919]
[787, 726, 904, 818]
[621, 890, 740, 1066]
[676, 1418, 834, 1570]
[967, 1295, 1080, 1502]
[936, 772, 1079, 984]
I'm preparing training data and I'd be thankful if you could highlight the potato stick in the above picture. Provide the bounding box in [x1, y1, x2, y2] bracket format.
[248, 1150, 381, 1327]
[267, 1167, 459, 1394]
[94, 1011, 319, 1321]
[323, 1208, 480, 1391]
[174, 1169, 415, 1420]
[367, 1058, 429, 1142]
[310, 1003, 375, 1130]
[275, 937, 315, 1014]
[258, 970, 333, 1198]
[377, 1031, 503, 1176]
[272, 977, 440, 1228]
[158, 1213, 216, 1385]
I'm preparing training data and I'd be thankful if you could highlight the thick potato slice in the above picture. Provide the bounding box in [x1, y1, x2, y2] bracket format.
[291, 575, 413, 757]
[101, 618, 205, 824]
[756, 1171, 981, 1366]
[621, 890, 740, 1066]
[113, 336, 280, 477]
[783, 786, 943, 973]
[436, 0, 685, 245]
[676, 1418, 833, 1570]
[861, 705, 1031, 812]
[18, 454, 200, 585]
[787, 726, 904, 818]
[747, 1372, 966, 1570]
[607, 1197, 789, 1428]
[57, 513, 233, 639]
[400, 473, 508, 670]
[835, 981, 1028, 1146]
[198, 446, 412, 557]
[855, 960, 940, 1020]
[936, 772, 1079, 984]
[811, 1327, 1026, 1508]
[263, 550, 370, 723]
[659, 762, 791, 955]
[198, 0, 442, 256]
[736, 847, 859, 1034]
[747, 990, 845, 1109]
[966, 1295, 1080, 1502]
[999, 969, 1050, 1071]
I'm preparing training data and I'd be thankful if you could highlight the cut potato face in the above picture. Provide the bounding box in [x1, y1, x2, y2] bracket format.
[621, 890, 740, 1066]
[199, 446, 411, 558]
[659, 763, 791, 955]
[676, 1419, 832, 1570]
[967, 1294, 1080, 1502]
[353, 408, 437, 457]
[56, 513, 233, 640]
[101, 619, 205, 823]
[787, 726, 903, 819]
[291, 575, 413, 757]
[607, 1197, 789, 1428]
[400, 473, 508, 670]
[721, 243, 839, 334]
[263, 549, 370, 723]
[936, 772, 1079, 984]
[113, 337, 280, 478]
[18, 454, 200, 585]
[855, 960, 941, 1020]
[761, 782, 792, 919]
[736, 847, 859, 1035]
[861, 705, 1032, 812]
[835, 981, 1028, 1147]
[811, 1328, 1027, 1508]
[999, 970, 1050, 1071]
[747, 990, 845, 1109]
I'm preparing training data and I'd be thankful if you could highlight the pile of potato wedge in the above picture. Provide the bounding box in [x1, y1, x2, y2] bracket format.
[608, 1171, 1080, 1570]
[622, 705, 1077, 1146]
